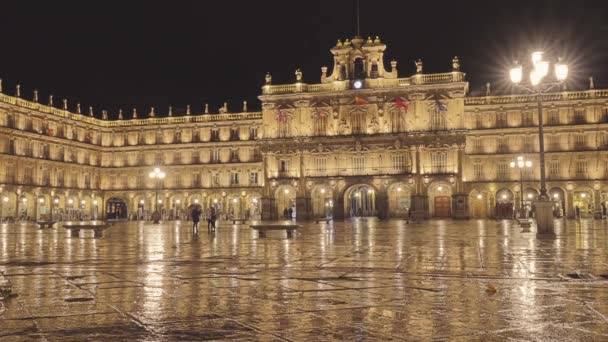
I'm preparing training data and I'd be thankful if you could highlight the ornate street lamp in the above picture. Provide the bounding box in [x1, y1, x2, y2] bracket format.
[510, 52, 568, 235]
[510, 156, 532, 229]
[149, 167, 166, 224]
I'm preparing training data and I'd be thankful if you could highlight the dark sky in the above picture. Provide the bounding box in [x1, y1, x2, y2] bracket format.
[1, 0, 607, 118]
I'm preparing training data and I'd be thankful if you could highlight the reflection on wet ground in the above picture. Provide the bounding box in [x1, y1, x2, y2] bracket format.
[1, 218, 608, 341]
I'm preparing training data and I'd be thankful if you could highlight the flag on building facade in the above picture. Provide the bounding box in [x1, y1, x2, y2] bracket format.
[435, 99, 447, 111]
[354, 96, 368, 105]
[395, 97, 409, 112]
[276, 110, 287, 122]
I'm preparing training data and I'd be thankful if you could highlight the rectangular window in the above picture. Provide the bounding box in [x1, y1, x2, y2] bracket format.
[475, 114, 483, 129]
[497, 137, 508, 153]
[56, 172, 63, 187]
[430, 108, 447, 130]
[249, 172, 258, 185]
[230, 172, 239, 185]
[496, 112, 507, 128]
[472, 137, 483, 153]
[121, 175, 128, 189]
[84, 174, 90, 188]
[279, 160, 289, 172]
[212, 149, 220, 163]
[522, 136, 533, 152]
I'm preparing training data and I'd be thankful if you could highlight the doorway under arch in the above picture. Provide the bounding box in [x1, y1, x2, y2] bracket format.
[311, 185, 333, 218]
[495, 189, 515, 219]
[275, 185, 296, 219]
[428, 182, 452, 217]
[548, 187, 565, 217]
[388, 183, 411, 217]
[106, 197, 128, 219]
[344, 184, 376, 218]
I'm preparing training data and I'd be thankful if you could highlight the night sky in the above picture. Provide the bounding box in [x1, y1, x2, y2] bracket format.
[1, 0, 607, 118]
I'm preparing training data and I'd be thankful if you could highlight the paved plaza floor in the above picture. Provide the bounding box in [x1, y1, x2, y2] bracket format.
[1, 218, 608, 341]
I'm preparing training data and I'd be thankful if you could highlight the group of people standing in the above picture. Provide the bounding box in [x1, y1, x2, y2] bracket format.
[191, 206, 216, 234]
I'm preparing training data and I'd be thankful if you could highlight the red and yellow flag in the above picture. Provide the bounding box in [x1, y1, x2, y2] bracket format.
[354, 96, 368, 105]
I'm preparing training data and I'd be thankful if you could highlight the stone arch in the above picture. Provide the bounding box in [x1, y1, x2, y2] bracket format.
[106, 196, 128, 220]
[495, 188, 515, 219]
[387, 182, 412, 218]
[469, 189, 489, 218]
[1, 192, 18, 220]
[275, 184, 296, 219]
[343, 183, 378, 218]
[548, 187, 566, 218]
[572, 186, 594, 218]
[427, 181, 452, 217]
[311, 184, 334, 218]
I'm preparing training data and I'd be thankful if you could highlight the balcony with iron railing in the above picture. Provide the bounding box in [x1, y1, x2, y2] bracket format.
[305, 166, 413, 177]
[421, 165, 455, 175]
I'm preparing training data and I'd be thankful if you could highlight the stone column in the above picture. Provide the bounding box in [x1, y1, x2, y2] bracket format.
[376, 189, 389, 219]
[452, 145, 469, 219]
[594, 189, 602, 219]
[410, 146, 428, 220]
[295, 150, 312, 220]
[333, 192, 345, 220]
[565, 190, 574, 219]
[261, 197, 275, 220]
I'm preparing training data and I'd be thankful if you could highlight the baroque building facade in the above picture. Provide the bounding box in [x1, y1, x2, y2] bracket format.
[0, 36, 607, 221]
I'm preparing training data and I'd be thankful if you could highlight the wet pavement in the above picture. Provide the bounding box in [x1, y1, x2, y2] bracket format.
[1, 218, 608, 341]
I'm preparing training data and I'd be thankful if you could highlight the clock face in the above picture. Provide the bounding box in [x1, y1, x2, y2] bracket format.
[353, 80, 362, 89]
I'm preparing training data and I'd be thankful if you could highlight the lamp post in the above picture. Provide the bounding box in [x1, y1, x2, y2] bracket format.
[510, 156, 532, 223]
[510, 51, 568, 235]
[149, 167, 166, 224]
[52, 197, 59, 221]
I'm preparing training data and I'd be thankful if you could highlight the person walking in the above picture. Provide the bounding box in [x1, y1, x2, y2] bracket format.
[191, 207, 201, 234]
[208, 206, 217, 233]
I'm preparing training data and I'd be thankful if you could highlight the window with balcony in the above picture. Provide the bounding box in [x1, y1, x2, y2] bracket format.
[314, 157, 327, 175]
[211, 129, 220, 142]
[496, 112, 507, 128]
[473, 163, 483, 179]
[522, 136, 534, 152]
[230, 172, 239, 185]
[313, 111, 328, 136]
[471, 137, 483, 153]
[431, 152, 448, 173]
[547, 111, 559, 125]
[497, 137, 508, 153]
[549, 161, 560, 178]
[212, 173, 221, 186]
[249, 172, 259, 185]
[353, 156, 365, 173]
[230, 149, 239, 162]
[573, 109, 586, 124]
[4, 165, 14, 183]
[391, 154, 410, 173]
[212, 149, 220, 163]
[249, 127, 258, 140]
[229, 128, 240, 141]
[430, 108, 447, 130]
[575, 161, 588, 177]
[56, 172, 63, 187]
[522, 111, 533, 127]
[23, 167, 33, 184]
[193, 173, 200, 187]
[496, 163, 509, 179]
[84, 174, 90, 188]
[574, 134, 586, 150]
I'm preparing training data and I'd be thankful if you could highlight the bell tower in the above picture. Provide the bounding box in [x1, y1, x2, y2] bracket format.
[321, 36, 398, 84]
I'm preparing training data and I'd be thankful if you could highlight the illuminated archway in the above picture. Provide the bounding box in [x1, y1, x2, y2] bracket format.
[388, 182, 411, 217]
[275, 185, 296, 219]
[344, 184, 376, 218]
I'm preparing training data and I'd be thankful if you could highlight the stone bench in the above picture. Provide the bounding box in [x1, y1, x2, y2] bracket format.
[250, 224, 299, 238]
[36, 221, 57, 229]
[63, 222, 110, 238]
[230, 219, 247, 225]
[314, 218, 332, 223]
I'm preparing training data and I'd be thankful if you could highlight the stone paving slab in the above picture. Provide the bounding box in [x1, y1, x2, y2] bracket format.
[1, 218, 608, 340]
